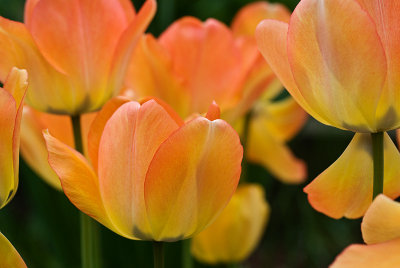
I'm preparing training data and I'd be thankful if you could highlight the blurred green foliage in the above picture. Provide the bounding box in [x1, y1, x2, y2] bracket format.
[0, 0, 370, 267]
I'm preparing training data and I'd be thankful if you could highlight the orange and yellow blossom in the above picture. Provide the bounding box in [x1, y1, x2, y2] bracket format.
[0, 67, 28, 267]
[125, 3, 307, 183]
[256, 0, 400, 218]
[331, 194, 400, 267]
[43, 98, 243, 241]
[0, 0, 156, 115]
[191, 184, 269, 264]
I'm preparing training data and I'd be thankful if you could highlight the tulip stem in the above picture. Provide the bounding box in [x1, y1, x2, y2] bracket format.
[71, 115, 102, 268]
[153, 241, 165, 268]
[182, 239, 193, 268]
[371, 132, 384, 200]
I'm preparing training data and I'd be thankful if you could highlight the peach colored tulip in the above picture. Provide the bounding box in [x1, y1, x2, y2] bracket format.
[0, 0, 156, 115]
[0, 232, 26, 268]
[0, 68, 27, 209]
[191, 184, 269, 264]
[256, 0, 400, 218]
[20, 108, 95, 189]
[43, 99, 243, 241]
[125, 3, 307, 184]
[331, 195, 400, 267]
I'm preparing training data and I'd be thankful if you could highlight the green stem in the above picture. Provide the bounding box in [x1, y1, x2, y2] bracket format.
[371, 132, 384, 200]
[182, 239, 193, 268]
[71, 115, 101, 268]
[240, 110, 253, 182]
[227, 263, 242, 268]
[153, 241, 165, 268]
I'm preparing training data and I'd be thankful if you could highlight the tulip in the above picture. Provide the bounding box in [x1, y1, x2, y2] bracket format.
[256, 0, 400, 218]
[20, 107, 95, 189]
[191, 184, 269, 264]
[0, 67, 28, 209]
[230, 1, 307, 183]
[331, 194, 400, 267]
[0, 0, 156, 115]
[43, 98, 243, 241]
[0, 232, 26, 268]
[125, 5, 307, 183]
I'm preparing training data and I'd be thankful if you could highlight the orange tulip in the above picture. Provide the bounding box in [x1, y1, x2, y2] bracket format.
[0, 67, 27, 209]
[191, 184, 269, 264]
[0, 232, 26, 268]
[125, 3, 307, 183]
[43, 99, 243, 241]
[0, 0, 156, 115]
[256, 0, 400, 218]
[331, 195, 400, 267]
[20, 108, 95, 189]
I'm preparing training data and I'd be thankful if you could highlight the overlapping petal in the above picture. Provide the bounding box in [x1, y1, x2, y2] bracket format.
[0, 68, 27, 208]
[144, 116, 243, 241]
[304, 133, 400, 219]
[191, 184, 269, 264]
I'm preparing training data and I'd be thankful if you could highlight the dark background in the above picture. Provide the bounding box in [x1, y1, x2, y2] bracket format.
[0, 0, 372, 267]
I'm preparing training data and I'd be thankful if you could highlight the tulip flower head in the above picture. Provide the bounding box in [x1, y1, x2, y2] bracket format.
[331, 194, 400, 267]
[0, 67, 27, 209]
[256, 0, 400, 218]
[0, 0, 156, 115]
[191, 184, 269, 264]
[44, 98, 243, 241]
[126, 3, 307, 184]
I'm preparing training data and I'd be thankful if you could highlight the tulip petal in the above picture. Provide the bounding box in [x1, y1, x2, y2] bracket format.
[98, 100, 180, 239]
[21, 107, 94, 190]
[287, 0, 387, 132]
[304, 133, 400, 219]
[362, 194, 400, 244]
[43, 130, 117, 234]
[231, 1, 290, 37]
[125, 35, 190, 117]
[0, 232, 26, 268]
[28, 0, 131, 79]
[255, 20, 328, 126]
[205, 101, 221, 121]
[247, 116, 306, 184]
[144, 117, 243, 241]
[191, 184, 269, 264]
[330, 238, 400, 268]
[255, 97, 307, 142]
[356, 0, 400, 130]
[0, 68, 27, 208]
[159, 17, 244, 114]
[0, 16, 78, 113]
[87, 97, 130, 172]
[108, 0, 157, 103]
